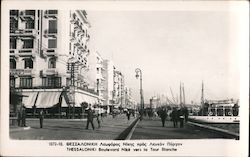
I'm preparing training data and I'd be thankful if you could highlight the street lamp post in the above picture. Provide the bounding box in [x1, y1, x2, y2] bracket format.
[135, 68, 144, 120]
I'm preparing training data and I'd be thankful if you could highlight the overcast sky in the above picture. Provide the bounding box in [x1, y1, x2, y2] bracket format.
[87, 10, 241, 104]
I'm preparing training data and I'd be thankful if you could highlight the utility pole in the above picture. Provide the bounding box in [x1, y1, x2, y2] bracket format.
[201, 81, 204, 115]
[182, 83, 185, 105]
[70, 62, 76, 119]
[180, 82, 182, 107]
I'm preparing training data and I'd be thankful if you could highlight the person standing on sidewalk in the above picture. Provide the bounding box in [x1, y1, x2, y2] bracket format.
[96, 108, 101, 128]
[21, 107, 27, 127]
[179, 108, 184, 128]
[17, 108, 22, 127]
[159, 107, 167, 127]
[39, 109, 44, 128]
[126, 110, 131, 121]
[85, 107, 95, 130]
[171, 108, 178, 128]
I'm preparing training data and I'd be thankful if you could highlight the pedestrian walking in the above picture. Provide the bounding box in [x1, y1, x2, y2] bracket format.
[183, 107, 189, 123]
[126, 110, 131, 121]
[96, 108, 101, 128]
[85, 107, 95, 130]
[171, 108, 178, 128]
[159, 107, 167, 127]
[17, 109, 22, 127]
[21, 107, 27, 127]
[39, 109, 44, 128]
[178, 108, 184, 128]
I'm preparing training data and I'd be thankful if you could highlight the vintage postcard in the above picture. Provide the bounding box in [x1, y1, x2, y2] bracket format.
[1, 0, 249, 156]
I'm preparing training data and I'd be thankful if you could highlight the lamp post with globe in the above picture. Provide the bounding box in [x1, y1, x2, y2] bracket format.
[135, 68, 144, 120]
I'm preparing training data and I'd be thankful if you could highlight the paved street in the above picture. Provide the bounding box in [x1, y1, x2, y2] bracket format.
[131, 117, 233, 139]
[10, 114, 136, 140]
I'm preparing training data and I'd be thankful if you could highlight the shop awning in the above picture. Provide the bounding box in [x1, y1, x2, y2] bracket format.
[74, 93, 83, 107]
[75, 93, 99, 106]
[61, 96, 68, 107]
[22, 92, 38, 108]
[35, 92, 61, 108]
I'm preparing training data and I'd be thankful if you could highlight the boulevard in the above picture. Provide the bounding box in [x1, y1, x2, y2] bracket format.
[10, 115, 235, 140]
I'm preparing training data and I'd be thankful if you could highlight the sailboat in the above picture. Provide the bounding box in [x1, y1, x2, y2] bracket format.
[188, 82, 240, 124]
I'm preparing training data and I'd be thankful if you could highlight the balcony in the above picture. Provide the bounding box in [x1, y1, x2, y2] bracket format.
[19, 11, 35, 21]
[40, 69, 59, 76]
[10, 29, 37, 37]
[41, 49, 58, 57]
[18, 49, 36, 57]
[10, 69, 35, 76]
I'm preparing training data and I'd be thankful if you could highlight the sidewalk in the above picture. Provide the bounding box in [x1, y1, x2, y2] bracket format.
[10, 114, 137, 140]
[130, 117, 234, 139]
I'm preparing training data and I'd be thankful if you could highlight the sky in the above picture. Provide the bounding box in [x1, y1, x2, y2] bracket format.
[87, 10, 241, 104]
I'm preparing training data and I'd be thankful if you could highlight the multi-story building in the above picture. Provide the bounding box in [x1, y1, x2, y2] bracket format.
[113, 70, 125, 108]
[95, 51, 105, 104]
[9, 10, 98, 117]
[102, 60, 115, 113]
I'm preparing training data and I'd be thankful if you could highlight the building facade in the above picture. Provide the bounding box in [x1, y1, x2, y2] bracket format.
[9, 10, 99, 117]
[95, 51, 105, 104]
[113, 70, 125, 108]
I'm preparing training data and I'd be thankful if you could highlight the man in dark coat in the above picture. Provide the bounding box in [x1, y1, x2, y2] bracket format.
[171, 108, 178, 128]
[178, 108, 184, 128]
[159, 107, 167, 127]
[39, 110, 44, 128]
[85, 108, 95, 130]
[21, 107, 27, 127]
[126, 110, 131, 121]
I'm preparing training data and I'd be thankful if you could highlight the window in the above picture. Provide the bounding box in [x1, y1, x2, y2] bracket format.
[42, 77, 61, 88]
[48, 10, 57, 14]
[10, 38, 16, 49]
[24, 58, 33, 69]
[23, 39, 33, 48]
[10, 18, 18, 32]
[10, 10, 18, 16]
[48, 58, 56, 68]
[25, 10, 35, 16]
[25, 20, 35, 29]
[20, 77, 33, 88]
[48, 39, 57, 48]
[48, 20, 57, 33]
[10, 59, 16, 69]
[10, 77, 16, 88]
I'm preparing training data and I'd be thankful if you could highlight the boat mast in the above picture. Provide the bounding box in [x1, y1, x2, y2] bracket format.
[180, 82, 182, 107]
[182, 83, 185, 106]
[201, 81, 204, 107]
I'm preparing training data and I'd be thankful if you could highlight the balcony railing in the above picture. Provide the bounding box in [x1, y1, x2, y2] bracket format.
[18, 49, 36, 57]
[77, 86, 98, 96]
[40, 69, 58, 76]
[10, 29, 37, 37]
[10, 69, 34, 76]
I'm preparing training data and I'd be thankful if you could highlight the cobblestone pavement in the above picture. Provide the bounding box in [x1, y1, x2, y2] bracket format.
[10, 114, 136, 140]
[131, 117, 234, 139]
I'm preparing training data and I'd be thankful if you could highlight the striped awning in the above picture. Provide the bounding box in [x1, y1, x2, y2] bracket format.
[22, 92, 38, 108]
[61, 96, 68, 107]
[35, 92, 61, 108]
[75, 92, 99, 106]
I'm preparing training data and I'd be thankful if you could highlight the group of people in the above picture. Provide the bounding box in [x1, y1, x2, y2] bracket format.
[85, 107, 102, 130]
[157, 107, 189, 128]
